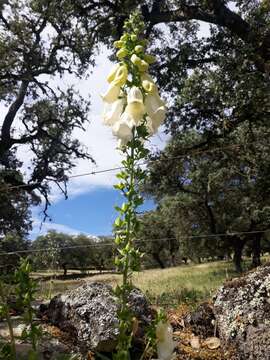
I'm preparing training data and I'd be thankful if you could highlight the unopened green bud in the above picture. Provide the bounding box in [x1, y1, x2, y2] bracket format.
[131, 34, 137, 41]
[144, 54, 157, 64]
[140, 39, 149, 47]
[120, 34, 129, 41]
[116, 48, 128, 59]
[135, 45, 144, 54]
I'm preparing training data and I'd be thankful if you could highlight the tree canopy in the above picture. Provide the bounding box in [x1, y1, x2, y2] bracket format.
[31, 231, 114, 274]
[0, 0, 98, 235]
[0, 1, 269, 268]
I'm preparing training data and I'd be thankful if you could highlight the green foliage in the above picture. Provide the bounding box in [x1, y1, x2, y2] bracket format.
[0, 0, 95, 227]
[14, 259, 42, 352]
[31, 231, 114, 273]
[0, 234, 30, 275]
[0, 258, 41, 359]
[137, 210, 179, 269]
[141, 309, 167, 359]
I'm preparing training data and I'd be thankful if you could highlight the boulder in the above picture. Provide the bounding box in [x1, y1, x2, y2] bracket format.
[44, 282, 153, 354]
[213, 263, 270, 360]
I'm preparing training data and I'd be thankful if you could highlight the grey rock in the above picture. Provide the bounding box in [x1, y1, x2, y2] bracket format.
[214, 263, 270, 360]
[45, 282, 153, 354]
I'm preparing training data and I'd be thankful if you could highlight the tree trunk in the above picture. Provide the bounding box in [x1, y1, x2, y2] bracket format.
[62, 263, 67, 276]
[171, 253, 176, 267]
[233, 242, 244, 273]
[251, 234, 261, 268]
[152, 253, 165, 269]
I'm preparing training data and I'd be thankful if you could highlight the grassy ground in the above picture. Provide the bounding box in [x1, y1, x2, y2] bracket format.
[37, 257, 270, 306]
[37, 260, 241, 307]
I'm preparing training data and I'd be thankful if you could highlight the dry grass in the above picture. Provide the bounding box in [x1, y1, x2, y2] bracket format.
[37, 261, 238, 306]
[37, 257, 270, 305]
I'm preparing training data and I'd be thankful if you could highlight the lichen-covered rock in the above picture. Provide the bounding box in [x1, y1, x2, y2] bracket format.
[213, 263, 270, 360]
[44, 282, 153, 354]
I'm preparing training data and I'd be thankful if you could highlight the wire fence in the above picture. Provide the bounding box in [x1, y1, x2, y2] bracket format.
[0, 141, 262, 193]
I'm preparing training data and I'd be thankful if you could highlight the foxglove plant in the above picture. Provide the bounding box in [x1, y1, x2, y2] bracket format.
[101, 12, 166, 360]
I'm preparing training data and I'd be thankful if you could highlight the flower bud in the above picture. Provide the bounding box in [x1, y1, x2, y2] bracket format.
[135, 45, 144, 54]
[112, 64, 128, 86]
[131, 34, 137, 41]
[144, 54, 157, 64]
[138, 59, 149, 72]
[131, 54, 142, 67]
[142, 80, 157, 94]
[114, 40, 124, 48]
[120, 34, 129, 41]
[116, 48, 128, 59]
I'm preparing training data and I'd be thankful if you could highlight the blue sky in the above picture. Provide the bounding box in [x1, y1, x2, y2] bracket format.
[31, 188, 155, 238]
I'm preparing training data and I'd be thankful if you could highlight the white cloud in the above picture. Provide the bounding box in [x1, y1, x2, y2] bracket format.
[30, 218, 95, 239]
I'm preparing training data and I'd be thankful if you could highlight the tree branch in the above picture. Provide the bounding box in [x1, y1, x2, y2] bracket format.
[0, 80, 29, 155]
[145, 2, 270, 72]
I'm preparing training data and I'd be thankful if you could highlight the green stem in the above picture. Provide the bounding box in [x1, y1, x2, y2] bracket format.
[123, 132, 135, 290]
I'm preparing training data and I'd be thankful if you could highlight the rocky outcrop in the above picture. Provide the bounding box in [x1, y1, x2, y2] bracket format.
[213, 263, 270, 360]
[44, 282, 153, 354]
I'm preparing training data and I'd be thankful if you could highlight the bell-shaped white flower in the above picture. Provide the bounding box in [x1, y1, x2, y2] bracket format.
[145, 91, 166, 128]
[102, 98, 125, 126]
[119, 111, 136, 128]
[141, 72, 155, 83]
[125, 87, 145, 124]
[127, 86, 143, 104]
[156, 321, 175, 360]
[112, 118, 133, 141]
[145, 116, 157, 136]
[101, 83, 121, 104]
